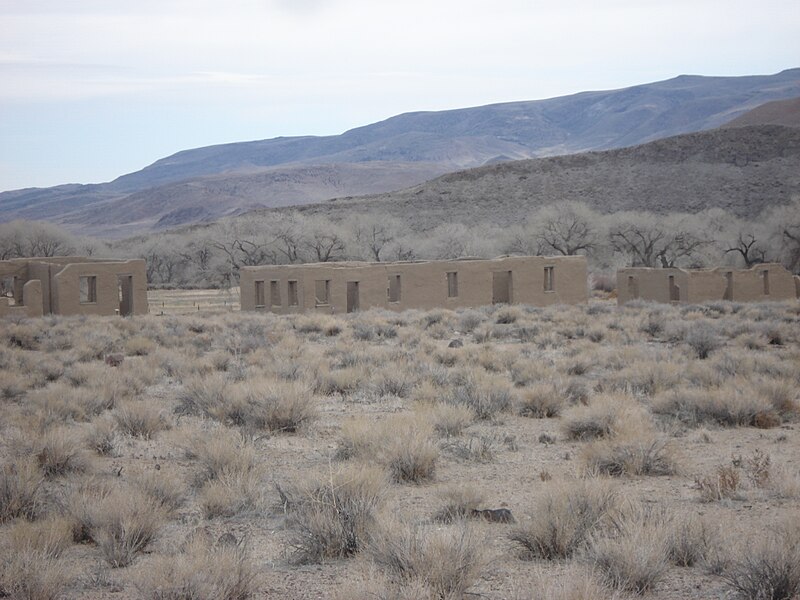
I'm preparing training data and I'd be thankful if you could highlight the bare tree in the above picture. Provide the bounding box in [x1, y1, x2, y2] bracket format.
[536, 203, 598, 255]
[725, 233, 769, 267]
[352, 216, 398, 262]
[0, 220, 76, 258]
[609, 215, 708, 268]
[305, 232, 346, 262]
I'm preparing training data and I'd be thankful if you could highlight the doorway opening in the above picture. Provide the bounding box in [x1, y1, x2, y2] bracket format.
[346, 281, 360, 313]
[118, 275, 133, 316]
[492, 271, 512, 304]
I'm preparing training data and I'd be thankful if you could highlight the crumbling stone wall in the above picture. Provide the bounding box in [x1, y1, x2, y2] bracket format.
[617, 263, 798, 305]
[241, 255, 588, 314]
[0, 257, 148, 317]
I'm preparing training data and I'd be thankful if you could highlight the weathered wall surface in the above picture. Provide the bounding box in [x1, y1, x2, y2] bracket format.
[0, 257, 148, 317]
[618, 263, 798, 305]
[0, 280, 42, 318]
[52, 259, 148, 316]
[241, 256, 588, 314]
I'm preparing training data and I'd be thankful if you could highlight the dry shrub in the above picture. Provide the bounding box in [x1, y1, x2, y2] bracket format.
[372, 369, 416, 399]
[138, 535, 256, 600]
[517, 382, 565, 418]
[90, 487, 167, 567]
[562, 393, 647, 441]
[314, 366, 366, 396]
[509, 478, 619, 560]
[180, 428, 260, 486]
[33, 427, 91, 478]
[652, 385, 779, 428]
[86, 416, 118, 456]
[665, 514, 718, 567]
[0, 459, 43, 522]
[527, 567, 622, 600]
[228, 378, 317, 432]
[288, 464, 387, 564]
[6, 515, 73, 559]
[757, 380, 800, 418]
[416, 403, 474, 437]
[686, 322, 721, 359]
[114, 400, 170, 439]
[447, 372, 512, 420]
[0, 371, 29, 400]
[586, 504, 670, 595]
[337, 414, 438, 483]
[64, 479, 112, 543]
[0, 549, 70, 600]
[441, 433, 498, 463]
[720, 521, 800, 600]
[582, 435, 677, 477]
[135, 470, 186, 514]
[433, 485, 486, 523]
[695, 465, 742, 502]
[125, 335, 157, 356]
[367, 519, 485, 600]
[175, 373, 227, 418]
[180, 429, 264, 518]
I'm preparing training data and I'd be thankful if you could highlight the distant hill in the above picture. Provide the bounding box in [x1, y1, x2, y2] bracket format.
[257, 125, 800, 230]
[1, 68, 799, 236]
[722, 96, 800, 129]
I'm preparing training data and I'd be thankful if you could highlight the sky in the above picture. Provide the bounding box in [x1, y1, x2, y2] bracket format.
[1, 0, 798, 191]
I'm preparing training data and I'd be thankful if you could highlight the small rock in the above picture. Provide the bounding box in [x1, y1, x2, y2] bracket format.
[217, 532, 237, 547]
[448, 339, 464, 348]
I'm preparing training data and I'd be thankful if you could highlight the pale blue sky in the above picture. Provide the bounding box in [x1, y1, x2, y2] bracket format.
[1, 0, 798, 191]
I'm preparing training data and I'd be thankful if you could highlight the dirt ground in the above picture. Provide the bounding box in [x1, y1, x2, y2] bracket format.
[0, 298, 798, 599]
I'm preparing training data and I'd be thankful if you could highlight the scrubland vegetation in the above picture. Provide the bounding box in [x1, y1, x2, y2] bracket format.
[0, 298, 798, 599]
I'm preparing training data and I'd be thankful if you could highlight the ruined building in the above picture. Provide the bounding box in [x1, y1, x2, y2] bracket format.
[617, 263, 800, 305]
[0, 257, 148, 318]
[240, 255, 588, 314]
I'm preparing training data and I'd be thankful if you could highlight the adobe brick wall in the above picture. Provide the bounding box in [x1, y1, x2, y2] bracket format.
[617, 263, 798, 305]
[0, 257, 148, 317]
[241, 256, 588, 314]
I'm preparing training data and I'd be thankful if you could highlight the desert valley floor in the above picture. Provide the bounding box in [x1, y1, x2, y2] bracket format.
[1, 298, 798, 599]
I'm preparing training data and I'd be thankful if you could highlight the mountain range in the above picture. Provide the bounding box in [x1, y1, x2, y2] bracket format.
[1, 68, 799, 237]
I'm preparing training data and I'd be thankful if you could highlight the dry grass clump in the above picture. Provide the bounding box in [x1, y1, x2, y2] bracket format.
[0, 459, 43, 522]
[31, 426, 91, 478]
[287, 464, 387, 564]
[336, 414, 439, 483]
[665, 514, 718, 567]
[509, 478, 619, 560]
[719, 520, 800, 600]
[0, 513, 74, 597]
[685, 322, 722, 359]
[6, 515, 73, 558]
[582, 435, 677, 477]
[367, 519, 485, 600]
[527, 567, 622, 600]
[114, 399, 171, 439]
[585, 505, 671, 595]
[447, 372, 512, 420]
[86, 416, 118, 456]
[180, 428, 264, 518]
[416, 403, 474, 437]
[517, 382, 566, 418]
[228, 378, 317, 432]
[433, 485, 486, 523]
[135, 470, 186, 515]
[561, 393, 646, 441]
[138, 535, 256, 600]
[314, 366, 367, 396]
[90, 487, 167, 567]
[175, 372, 228, 418]
[0, 549, 71, 600]
[125, 335, 157, 356]
[652, 384, 780, 428]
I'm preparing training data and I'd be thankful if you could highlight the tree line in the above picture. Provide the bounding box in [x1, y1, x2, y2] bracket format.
[1, 199, 798, 289]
